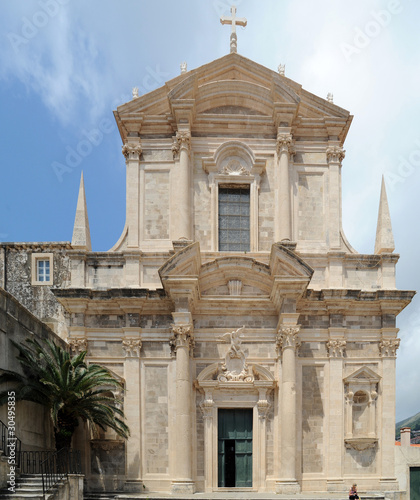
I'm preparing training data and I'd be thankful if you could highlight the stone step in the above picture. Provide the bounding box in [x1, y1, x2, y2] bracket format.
[87, 494, 387, 500]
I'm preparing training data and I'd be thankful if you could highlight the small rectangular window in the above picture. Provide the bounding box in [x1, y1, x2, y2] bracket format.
[31, 253, 53, 285]
[218, 186, 250, 251]
[37, 260, 50, 282]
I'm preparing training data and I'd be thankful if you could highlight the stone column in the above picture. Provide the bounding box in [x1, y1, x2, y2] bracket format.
[326, 337, 346, 491]
[171, 314, 195, 494]
[122, 140, 142, 248]
[122, 338, 143, 492]
[379, 337, 400, 487]
[172, 131, 192, 241]
[326, 145, 345, 250]
[276, 323, 300, 494]
[275, 132, 294, 242]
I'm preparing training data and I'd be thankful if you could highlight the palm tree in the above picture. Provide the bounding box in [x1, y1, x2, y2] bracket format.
[0, 338, 129, 450]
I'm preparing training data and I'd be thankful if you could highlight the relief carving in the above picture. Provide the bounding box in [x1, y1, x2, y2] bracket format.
[218, 326, 254, 382]
[276, 133, 295, 158]
[172, 131, 191, 159]
[219, 159, 250, 176]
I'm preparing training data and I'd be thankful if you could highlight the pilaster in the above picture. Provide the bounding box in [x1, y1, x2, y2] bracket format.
[275, 130, 294, 242]
[326, 331, 346, 490]
[122, 137, 142, 248]
[326, 144, 345, 250]
[123, 337, 143, 491]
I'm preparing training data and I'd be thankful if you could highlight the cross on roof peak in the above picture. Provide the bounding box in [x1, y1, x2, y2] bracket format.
[220, 5, 247, 54]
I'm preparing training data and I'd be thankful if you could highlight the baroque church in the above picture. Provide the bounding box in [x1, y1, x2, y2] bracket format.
[0, 7, 415, 497]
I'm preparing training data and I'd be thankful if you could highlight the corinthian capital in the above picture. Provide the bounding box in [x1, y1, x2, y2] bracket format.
[379, 338, 400, 357]
[326, 339, 346, 358]
[171, 323, 194, 351]
[276, 133, 295, 157]
[172, 131, 191, 159]
[68, 337, 88, 354]
[276, 325, 301, 352]
[122, 338, 142, 357]
[122, 142, 142, 160]
[326, 146, 345, 164]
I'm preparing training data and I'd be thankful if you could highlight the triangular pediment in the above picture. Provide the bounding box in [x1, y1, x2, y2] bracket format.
[114, 53, 352, 141]
[344, 366, 381, 384]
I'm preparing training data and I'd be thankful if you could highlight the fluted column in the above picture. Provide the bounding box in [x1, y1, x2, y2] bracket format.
[172, 131, 192, 240]
[326, 145, 345, 250]
[276, 324, 300, 494]
[171, 316, 195, 494]
[122, 140, 142, 248]
[276, 132, 294, 241]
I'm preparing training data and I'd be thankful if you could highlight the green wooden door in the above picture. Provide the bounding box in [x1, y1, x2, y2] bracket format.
[218, 409, 252, 487]
[410, 467, 420, 500]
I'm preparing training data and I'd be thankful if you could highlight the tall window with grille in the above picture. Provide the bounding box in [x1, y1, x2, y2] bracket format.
[218, 186, 250, 251]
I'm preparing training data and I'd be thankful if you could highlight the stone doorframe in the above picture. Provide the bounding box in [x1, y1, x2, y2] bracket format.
[195, 363, 276, 492]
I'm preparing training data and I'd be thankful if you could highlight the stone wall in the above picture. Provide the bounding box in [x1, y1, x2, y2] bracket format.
[0, 244, 70, 338]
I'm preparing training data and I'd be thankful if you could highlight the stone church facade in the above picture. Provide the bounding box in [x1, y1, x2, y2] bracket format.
[0, 51, 415, 495]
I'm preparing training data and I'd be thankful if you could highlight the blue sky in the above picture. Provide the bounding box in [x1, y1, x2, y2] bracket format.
[1, 0, 419, 421]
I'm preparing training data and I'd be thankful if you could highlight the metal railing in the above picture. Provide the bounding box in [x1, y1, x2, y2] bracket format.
[0, 418, 22, 468]
[40, 448, 82, 495]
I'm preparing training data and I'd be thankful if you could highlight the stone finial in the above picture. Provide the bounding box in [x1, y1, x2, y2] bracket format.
[180, 62, 187, 74]
[374, 176, 395, 254]
[132, 87, 139, 99]
[278, 64, 285, 76]
[327, 92, 334, 103]
[71, 172, 92, 251]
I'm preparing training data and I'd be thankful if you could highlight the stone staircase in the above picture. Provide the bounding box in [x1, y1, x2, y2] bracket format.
[0, 473, 65, 500]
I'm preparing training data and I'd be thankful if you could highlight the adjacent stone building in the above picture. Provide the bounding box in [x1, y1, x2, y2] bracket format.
[0, 38, 415, 495]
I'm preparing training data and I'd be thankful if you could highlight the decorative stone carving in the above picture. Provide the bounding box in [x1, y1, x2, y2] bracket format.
[276, 326, 301, 353]
[326, 339, 346, 357]
[227, 279, 242, 296]
[180, 62, 187, 74]
[172, 131, 191, 159]
[122, 338, 142, 357]
[218, 326, 254, 382]
[276, 133, 295, 158]
[219, 159, 250, 176]
[171, 323, 194, 351]
[199, 390, 214, 419]
[326, 146, 345, 163]
[379, 338, 400, 357]
[327, 92, 334, 103]
[122, 142, 142, 160]
[68, 337, 88, 354]
[257, 396, 271, 420]
[344, 437, 378, 451]
[132, 87, 139, 99]
[278, 63, 285, 76]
